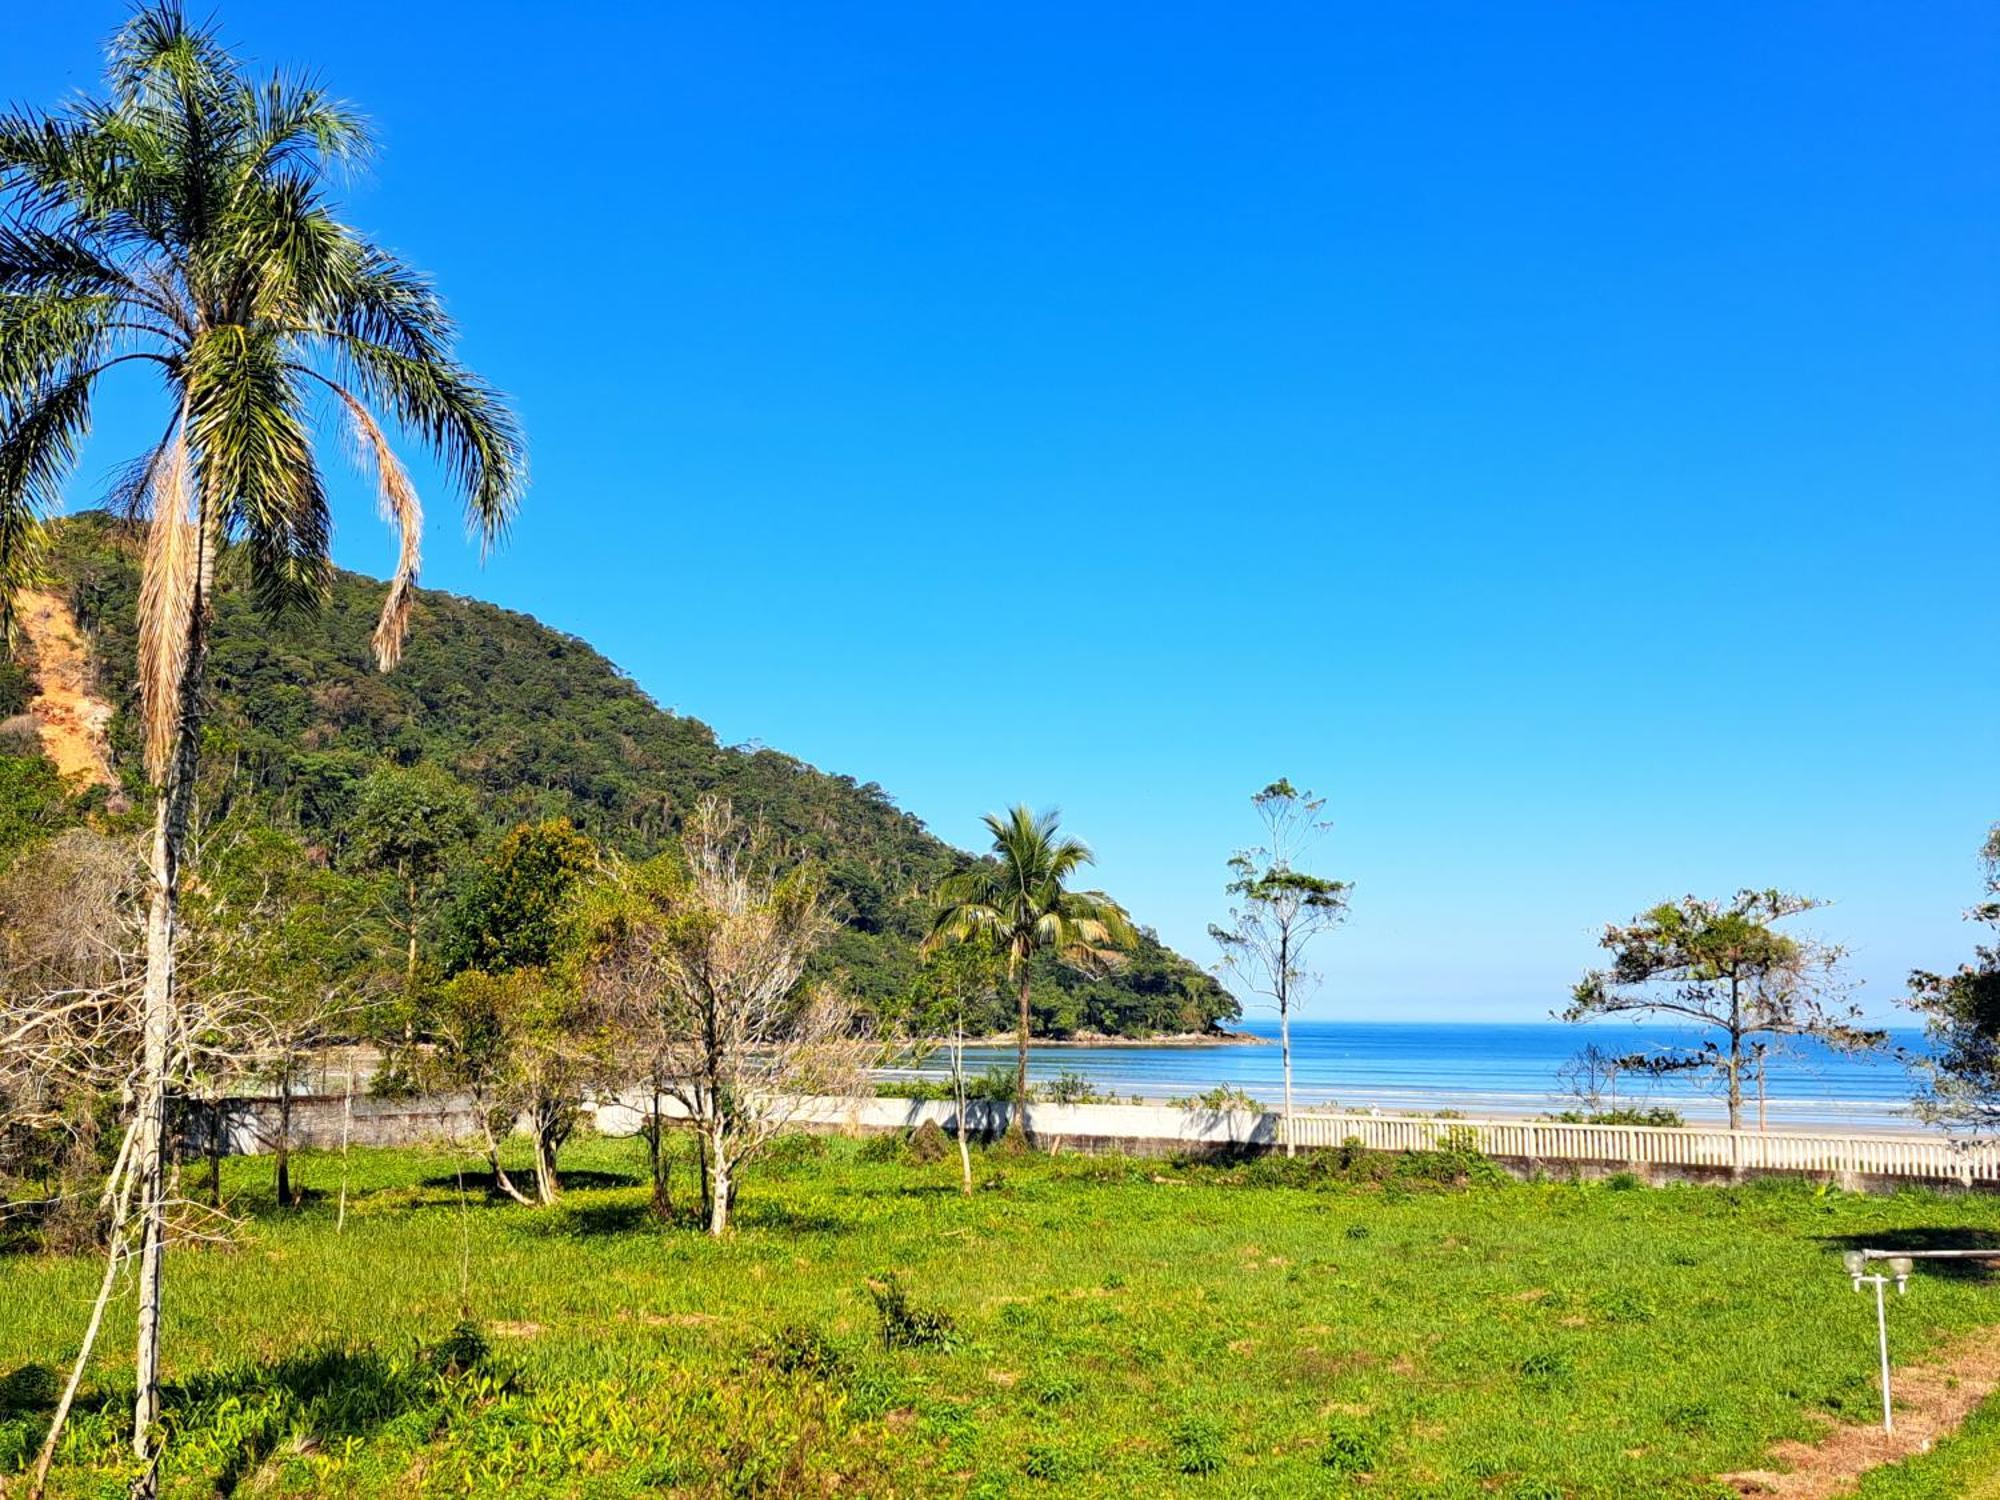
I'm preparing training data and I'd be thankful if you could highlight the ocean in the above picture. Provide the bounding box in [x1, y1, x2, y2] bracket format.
[881, 1018, 1934, 1130]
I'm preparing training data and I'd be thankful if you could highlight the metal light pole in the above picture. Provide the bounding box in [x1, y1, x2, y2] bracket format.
[1843, 1252, 1911, 1431]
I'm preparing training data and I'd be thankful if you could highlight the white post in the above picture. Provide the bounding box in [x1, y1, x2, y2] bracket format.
[1874, 1274, 1893, 1434]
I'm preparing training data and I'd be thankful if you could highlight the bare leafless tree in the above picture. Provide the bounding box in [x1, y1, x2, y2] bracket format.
[576, 798, 875, 1235]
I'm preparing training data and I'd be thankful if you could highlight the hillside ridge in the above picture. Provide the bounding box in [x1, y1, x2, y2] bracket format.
[14, 512, 1236, 1037]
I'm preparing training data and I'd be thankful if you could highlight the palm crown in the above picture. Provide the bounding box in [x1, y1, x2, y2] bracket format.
[0, 3, 523, 772]
[929, 805, 1135, 975]
[928, 805, 1134, 1130]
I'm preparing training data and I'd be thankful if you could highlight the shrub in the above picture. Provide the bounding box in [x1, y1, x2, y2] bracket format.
[1170, 1413, 1227, 1474]
[757, 1325, 850, 1381]
[908, 1119, 951, 1164]
[856, 1132, 906, 1164]
[1040, 1069, 1111, 1105]
[420, 1320, 490, 1377]
[1170, 1084, 1266, 1112]
[1321, 1417, 1379, 1474]
[763, 1133, 829, 1168]
[1517, 1350, 1572, 1385]
[867, 1274, 958, 1351]
[1023, 1442, 1076, 1482]
[1548, 1107, 1686, 1128]
[1026, 1369, 1083, 1407]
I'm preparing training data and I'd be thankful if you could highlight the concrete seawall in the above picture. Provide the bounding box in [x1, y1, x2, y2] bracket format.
[198, 1091, 1997, 1195]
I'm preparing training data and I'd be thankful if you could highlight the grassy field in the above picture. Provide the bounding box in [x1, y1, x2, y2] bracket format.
[5, 1132, 2000, 1498]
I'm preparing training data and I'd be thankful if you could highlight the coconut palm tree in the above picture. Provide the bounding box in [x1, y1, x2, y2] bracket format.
[927, 806, 1135, 1139]
[0, 5, 522, 1478]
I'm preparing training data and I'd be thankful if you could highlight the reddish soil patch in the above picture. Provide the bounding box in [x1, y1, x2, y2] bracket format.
[14, 589, 114, 787]
[1722, 1327, 2000, 1497]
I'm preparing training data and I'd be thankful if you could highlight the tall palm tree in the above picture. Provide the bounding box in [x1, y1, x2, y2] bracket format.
[927, 806, 1135, 1138]
[0, 6, 523, 1477]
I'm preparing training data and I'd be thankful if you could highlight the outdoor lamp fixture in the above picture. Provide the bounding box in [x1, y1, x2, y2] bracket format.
[1843, 1251, 1915, 1433]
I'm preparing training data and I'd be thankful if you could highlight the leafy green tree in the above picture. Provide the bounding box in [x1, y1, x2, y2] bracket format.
[1567, 890, 1882, 1132]
[441, 818, 596, 974]
[348, 761, 478, 984]
[1908, 825, 2000, 1134]
[184, 819, 396, 1206]
[421, 966, 609, 1206]
[927, 806, 1135, 1138]
[896, 943, 1005, 1193]
[1209, 780, 1350, 1156]
[0, 5, 523, 1463]
[0, 752, 75, 860]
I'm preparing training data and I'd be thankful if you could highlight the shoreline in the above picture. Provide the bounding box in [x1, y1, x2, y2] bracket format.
[949, 1029, 1271, 1049]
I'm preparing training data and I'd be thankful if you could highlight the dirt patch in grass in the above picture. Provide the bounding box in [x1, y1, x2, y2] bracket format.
[1723, 1326, 2000, 1497]
[15, 588, 114, 787]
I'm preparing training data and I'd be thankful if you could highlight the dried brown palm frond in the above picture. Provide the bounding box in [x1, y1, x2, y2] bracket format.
[137, 432, 196, 783]
[340, 393, 423, 671]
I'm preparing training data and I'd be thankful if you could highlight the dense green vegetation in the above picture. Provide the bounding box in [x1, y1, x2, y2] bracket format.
[16, 513, 1232, 1034]
[5, 1134, 2000, 1497]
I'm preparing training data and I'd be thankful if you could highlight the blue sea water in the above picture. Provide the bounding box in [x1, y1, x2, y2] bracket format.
[883, 1019, 1934, 1130]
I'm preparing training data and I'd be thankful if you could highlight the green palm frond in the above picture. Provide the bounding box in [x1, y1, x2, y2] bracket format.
[0, 0, 524, 677]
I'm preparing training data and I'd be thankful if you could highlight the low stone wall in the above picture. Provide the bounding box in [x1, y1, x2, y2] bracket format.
[196, 1093, 481, 1157]
[199, 1091, 1994, 1195]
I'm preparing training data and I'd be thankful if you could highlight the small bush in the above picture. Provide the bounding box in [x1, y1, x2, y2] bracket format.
[1040, 1069, 1111, 1105]
[867, 1274, 958, 1351]
[1026, 1369, 1083, 1407]
[1605, 1170, 1643, 1191]
[1170, 1084, 1266, 1113]
[909, 1119, 951, 1164]
[757, 1324, 850, 1381]
[1170, 1413, 1227, 1474]
[763, 1133, 829, 1168]
[1321, 1417, 1379, 1474]
[420, 1320, 490, 1377]
[1023, 1442, 1076, 1482]
[856, 1132, 906, 1164]
[1344, 1223, 1371, 1240]
[1517, 1350, 1572, 1385]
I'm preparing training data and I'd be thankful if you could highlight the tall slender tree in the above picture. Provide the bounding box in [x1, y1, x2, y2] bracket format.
[1209, 780, 1350, 1156]
[927, 806, 1135, 1140]
[0, 6, 523, 1475]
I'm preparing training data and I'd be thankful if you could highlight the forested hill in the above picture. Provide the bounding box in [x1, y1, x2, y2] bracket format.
[13, 513, 1236, 1036]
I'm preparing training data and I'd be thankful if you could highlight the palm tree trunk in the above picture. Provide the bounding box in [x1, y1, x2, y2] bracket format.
[133, 487, 220, 1480]
[132, 700, 198, 1471]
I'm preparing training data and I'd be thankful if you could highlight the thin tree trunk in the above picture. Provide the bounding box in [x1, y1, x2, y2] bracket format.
[953, 1020, 972, 1195]
[274, 1078, 294, 1208]
[532, 1105, 559, 1206]
[1278, 928, 1295, 1157]
[646, 1090, 672, 1220]
[205, 1098, 221, 1208]
[707, 1125, 730, 1237]
[336, 1063, 354, 1232]
[477, 1111, 533, 1206]
[1013, 966, 1032, 1145]
[30, 1121, 139, 1500]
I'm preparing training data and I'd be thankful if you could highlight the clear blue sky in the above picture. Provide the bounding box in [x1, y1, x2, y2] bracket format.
[7, 3, 1995, 1021]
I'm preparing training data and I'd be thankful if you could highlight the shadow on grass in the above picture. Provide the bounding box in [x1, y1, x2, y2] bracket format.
[733, 1202, 849, 1235]
[417, 1168, 639, 1201]
[1818, 1228, 2000, 1282]
[529, 1198, 706, 1238]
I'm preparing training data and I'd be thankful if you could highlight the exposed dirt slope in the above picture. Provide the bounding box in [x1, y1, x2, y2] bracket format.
[13, 587, 115, 787]
[1723, 1325, 2000, 1497]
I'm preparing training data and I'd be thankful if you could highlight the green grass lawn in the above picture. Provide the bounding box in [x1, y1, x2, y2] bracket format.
[6, 1133, 2000, 1498]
